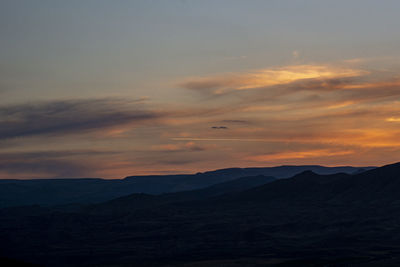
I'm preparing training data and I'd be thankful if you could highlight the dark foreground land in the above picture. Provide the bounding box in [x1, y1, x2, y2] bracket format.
[2, 163, 400, 266]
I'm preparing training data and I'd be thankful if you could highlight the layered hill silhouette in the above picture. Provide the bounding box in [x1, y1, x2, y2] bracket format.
[0, 165, 372, 208]
[3, 163, 400, 266]
[87, 175, 276, 215]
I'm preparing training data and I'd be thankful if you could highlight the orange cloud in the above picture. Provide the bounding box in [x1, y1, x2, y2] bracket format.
[247, 149, 355, 162]
[180, 64, 368, 94]
[386, 117, 400, 122]
[5, 60, 400, 178]
[151, 144, 182, 152]
[151, 142, 207, 152]
[326, 101, 355, 109]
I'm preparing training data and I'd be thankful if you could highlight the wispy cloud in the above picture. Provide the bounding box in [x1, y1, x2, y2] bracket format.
[180, 64, 368, 95]
[0, 98, 161, 140]
[0, 150, 117, 178]
[247, 149, 355, 162]
[171, 137, 272, 142]
[211, 126, 228, 129]
[386, 117, 400, 122]
[151, 142, 207, 152]
[3, 60, 400, 178]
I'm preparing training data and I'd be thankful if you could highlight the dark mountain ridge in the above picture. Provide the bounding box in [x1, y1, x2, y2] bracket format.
[0, 165, 373, 208]
[88, 175, 276, 215]
[3, 163, 399, 266]
[209, 162, 400, 207]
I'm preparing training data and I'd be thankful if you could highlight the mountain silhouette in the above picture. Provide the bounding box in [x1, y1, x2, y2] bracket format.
[88, 175, 276, 215]
[3, 163, 400, 266]
[0, 165, 372, 208]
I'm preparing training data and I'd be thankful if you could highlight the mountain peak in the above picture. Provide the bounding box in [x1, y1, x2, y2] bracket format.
[356, 161, 400, 177]
[381, 161, 400, 170]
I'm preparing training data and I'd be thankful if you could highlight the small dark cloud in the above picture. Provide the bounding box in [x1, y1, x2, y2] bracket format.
[211, 126, 228, 129]
[0, 98, 161, 140]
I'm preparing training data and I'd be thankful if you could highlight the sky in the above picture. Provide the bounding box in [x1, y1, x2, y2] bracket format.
[1, 0, 400, 178]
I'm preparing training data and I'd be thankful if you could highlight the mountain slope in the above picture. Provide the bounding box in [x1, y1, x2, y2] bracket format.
[88, 175, 276, 214]
[123, 165, 374, 193]
[0, 165, 372, 207]
[230, 162, 400, 206]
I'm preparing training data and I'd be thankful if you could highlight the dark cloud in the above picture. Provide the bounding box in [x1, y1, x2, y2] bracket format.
[179, 65, 367, 96]
[287, 77, 362, 92]
[211, 126, 228, 129]
[178, 66, 399, 108]
[0, 98, 161, 140]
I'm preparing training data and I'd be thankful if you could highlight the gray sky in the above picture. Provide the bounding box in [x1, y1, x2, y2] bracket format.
[1, 0, 400, 178]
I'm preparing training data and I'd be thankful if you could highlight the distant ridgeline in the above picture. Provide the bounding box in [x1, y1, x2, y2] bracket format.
[0, 165, 373, 207]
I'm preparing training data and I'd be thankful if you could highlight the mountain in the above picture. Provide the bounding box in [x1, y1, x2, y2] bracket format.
[0, 165, 373, 208]
[123, 165, 374, 193]
[3, 163, 399, 266]
[231, 162, 400, 206]
[87, 175, 276, 214]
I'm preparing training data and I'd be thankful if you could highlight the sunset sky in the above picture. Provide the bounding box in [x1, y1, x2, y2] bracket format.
[1, 0, 400, 178]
